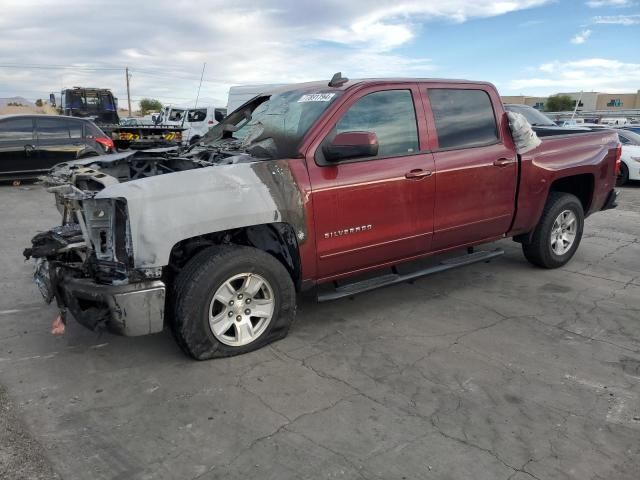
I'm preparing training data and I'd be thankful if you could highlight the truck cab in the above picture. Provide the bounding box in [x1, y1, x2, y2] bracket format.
[54, 88, 119, 125]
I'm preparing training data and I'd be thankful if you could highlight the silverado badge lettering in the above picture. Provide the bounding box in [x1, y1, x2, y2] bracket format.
[324, 224, 373, 239]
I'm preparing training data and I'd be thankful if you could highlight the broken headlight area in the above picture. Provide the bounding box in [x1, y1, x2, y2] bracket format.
[23, 197, 148, 333]
[82, 197, 133, 283]
[25, 196, 134, 285]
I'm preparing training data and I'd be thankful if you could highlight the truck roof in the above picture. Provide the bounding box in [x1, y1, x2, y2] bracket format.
[265, 78, 494, 95]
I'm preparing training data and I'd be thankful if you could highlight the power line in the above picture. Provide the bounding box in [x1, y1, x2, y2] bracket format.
[0, 63, 124, 71]
[0, 62, 230, 82]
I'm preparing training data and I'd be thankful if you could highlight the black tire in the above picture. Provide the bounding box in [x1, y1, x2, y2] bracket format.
[172, 245, 296, 360]
[616, 162, 629, 187]
[522, 192, 584, 269]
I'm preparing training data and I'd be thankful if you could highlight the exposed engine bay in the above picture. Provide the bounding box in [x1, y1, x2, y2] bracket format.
[45, 141, 259, 190]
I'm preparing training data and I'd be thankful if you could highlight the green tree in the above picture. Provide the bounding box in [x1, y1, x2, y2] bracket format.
[139, 98, 163, 115]
[35, 98, 43, 107]
[545, 95, 574, 112]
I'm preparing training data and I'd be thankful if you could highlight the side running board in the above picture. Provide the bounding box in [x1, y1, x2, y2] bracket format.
[317, 248, 504, 302]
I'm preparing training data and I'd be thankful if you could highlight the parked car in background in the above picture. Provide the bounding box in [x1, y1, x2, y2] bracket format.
[0, 115, 114, 181]
[26, 76, 620, 359]
[503, 104, 589, 136]
[155, 105, 225, 145]
[601, 117, 628, 126]
[616, 129, 640, 186]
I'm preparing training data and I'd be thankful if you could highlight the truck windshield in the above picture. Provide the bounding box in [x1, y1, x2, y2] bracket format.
[203, 88, 342, 158]
[505, 104, 557, 126]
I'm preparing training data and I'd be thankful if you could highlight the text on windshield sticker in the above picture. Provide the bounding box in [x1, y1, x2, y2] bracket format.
[298, 93, 336, 103]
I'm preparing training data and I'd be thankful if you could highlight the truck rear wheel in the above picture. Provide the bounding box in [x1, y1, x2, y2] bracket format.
[522, 192, 584, 269]
[172, 245, 296, 360]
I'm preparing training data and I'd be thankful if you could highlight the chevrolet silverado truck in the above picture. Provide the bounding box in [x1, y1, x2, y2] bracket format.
[25, 74, 621, 359]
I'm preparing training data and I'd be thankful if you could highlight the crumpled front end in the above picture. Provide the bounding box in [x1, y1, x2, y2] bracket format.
[24, 165, 166, 336]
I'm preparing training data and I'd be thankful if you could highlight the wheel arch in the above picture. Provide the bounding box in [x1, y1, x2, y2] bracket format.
[514, 174, 594, 245]
[548, 173, 594, 213]
[168, 223, 302, 290]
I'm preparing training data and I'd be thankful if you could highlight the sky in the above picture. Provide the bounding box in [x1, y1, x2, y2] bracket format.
[0, 0, 638, 109]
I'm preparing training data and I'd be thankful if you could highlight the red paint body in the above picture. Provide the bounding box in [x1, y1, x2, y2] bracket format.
[287, 79, 619, 285]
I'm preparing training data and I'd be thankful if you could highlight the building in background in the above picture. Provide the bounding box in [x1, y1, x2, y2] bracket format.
[595, 91, 640, 110]
[555, 92, 599, 111]
[501, 95, 547, 110]
[501, 90, 640, 112]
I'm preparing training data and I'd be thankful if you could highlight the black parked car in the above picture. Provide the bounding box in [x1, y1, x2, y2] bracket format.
[503, 104, 590, 137]
[0, 115, 114, 180]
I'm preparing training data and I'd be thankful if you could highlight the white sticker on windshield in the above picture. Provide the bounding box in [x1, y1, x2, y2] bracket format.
[298, 93, 336, 103]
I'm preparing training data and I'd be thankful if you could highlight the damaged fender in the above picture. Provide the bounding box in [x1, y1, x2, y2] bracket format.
[93, 159, 307, 268]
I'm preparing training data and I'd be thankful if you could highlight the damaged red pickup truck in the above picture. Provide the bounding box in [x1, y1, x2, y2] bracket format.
[25, 74, 621, 359]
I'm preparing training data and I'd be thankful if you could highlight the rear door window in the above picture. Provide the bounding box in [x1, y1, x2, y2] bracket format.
[428, 89, 498, 149]
[37, 118, 83, 140]
[0, 118, 34, 142]
[335, 90, 419, 158]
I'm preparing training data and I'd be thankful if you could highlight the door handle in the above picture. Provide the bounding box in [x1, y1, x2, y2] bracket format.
[405, 169, 432, 179]
[493, 158, 513, 167]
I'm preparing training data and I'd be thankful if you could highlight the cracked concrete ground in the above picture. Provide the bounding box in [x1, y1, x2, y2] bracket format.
[1, 182, 639, 480]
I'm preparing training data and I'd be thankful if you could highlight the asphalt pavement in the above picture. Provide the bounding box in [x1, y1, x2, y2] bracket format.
[1, 182, 639, 480]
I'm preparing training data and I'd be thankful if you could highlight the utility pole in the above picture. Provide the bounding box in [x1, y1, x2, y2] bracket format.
[125, 67, 132, 117]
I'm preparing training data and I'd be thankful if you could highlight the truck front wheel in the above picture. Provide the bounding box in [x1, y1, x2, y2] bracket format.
[522, 192, 584, 269]
[172, 245, 296, 359]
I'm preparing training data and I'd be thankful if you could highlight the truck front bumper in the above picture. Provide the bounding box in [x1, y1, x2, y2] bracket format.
[36, 261, 166, 336]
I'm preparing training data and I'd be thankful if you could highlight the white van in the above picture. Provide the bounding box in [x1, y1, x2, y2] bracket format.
[157, 105, 225, 144]
[226, 84, 288, 113]
[601, 117, 628, 126]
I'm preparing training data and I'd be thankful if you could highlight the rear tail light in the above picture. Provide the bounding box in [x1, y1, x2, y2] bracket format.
[96, 136, 115, 153]
[208, 120, 214, 124]
[615, 144, 622, 175]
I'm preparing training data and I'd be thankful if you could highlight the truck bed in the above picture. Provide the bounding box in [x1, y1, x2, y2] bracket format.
[510, 129, 619, 235]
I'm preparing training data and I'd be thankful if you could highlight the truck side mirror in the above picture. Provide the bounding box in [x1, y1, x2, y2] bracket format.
[214, 109, 226, 122]
[324, 131, 378, 162]
[49, 93, 56, 107]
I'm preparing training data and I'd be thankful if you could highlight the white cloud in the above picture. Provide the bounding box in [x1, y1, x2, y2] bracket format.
[0, 0, 553, 108]
[316, 1, 551, 50]
[592, 14, 640, 24]
[587, 0, 632, 7]
[509, 58, 640, 94]
[571, 29, 592, 44]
